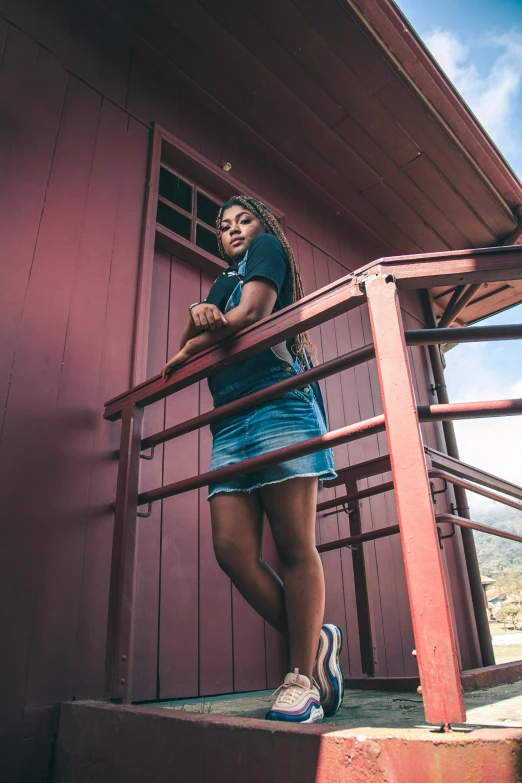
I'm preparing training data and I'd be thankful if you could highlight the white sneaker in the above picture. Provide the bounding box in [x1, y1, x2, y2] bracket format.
[265, 668, 324, 723]
[313, 624, 345, 717]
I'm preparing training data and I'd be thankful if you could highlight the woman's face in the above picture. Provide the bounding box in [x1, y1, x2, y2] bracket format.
[220, 205, 265, 261]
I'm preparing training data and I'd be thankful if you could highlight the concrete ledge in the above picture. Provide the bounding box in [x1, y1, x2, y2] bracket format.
[344, 676, 420, 691]
[54, 701, 522, 783]
[462, 661, 522, 692]
[344, 661, 522, 694]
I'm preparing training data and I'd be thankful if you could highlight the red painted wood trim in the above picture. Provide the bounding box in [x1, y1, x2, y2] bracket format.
[131, 125, 162, 386]
[105, 403, 144, 701]
[366, 275, 465, 725]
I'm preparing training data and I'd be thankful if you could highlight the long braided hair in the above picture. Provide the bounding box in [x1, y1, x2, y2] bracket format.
[216, 195, 315, 368]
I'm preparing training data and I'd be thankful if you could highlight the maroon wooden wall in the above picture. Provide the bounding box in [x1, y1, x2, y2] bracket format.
[0, 0, 476, 779]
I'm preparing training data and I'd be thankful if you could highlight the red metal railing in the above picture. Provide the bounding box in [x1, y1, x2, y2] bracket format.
[104, 244, 522, 727]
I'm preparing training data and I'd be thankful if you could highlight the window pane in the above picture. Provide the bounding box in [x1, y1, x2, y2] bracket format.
[196, 223, 220, 258]
[197, 191, 220, 227]
[159, 167, 192, 213]
[157, 201, 192, 241]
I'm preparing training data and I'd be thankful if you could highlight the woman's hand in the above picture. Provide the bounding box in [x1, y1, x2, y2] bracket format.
[161, 346, 192, 380]
[191, 303, 228, 332]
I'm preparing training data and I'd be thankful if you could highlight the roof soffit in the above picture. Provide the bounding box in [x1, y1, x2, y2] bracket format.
[99, 0, 520, 264]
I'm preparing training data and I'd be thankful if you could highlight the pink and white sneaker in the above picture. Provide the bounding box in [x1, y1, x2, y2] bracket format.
[265, 669, 324, 723]
[313, 624, 345, 717]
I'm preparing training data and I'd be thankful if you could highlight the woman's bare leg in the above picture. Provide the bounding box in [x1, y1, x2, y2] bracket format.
[259, 477, 324, 681]
[210, 491, 287, 633]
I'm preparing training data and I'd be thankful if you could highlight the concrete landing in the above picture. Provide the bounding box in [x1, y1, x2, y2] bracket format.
[53, 685, 522, 783]
[152, 678, 522, 730]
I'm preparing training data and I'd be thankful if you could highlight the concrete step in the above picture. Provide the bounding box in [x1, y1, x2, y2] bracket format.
[54, 699, 522, 783]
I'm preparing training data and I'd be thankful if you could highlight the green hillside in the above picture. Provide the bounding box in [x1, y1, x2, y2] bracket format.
[470, 506, 522, 576]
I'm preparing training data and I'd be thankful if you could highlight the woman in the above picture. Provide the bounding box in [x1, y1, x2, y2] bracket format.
[162, 195, 344, 723]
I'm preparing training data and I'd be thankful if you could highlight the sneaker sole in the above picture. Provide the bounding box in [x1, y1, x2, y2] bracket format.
[266, 704, 324, 724]
[316, 624, 344, 717]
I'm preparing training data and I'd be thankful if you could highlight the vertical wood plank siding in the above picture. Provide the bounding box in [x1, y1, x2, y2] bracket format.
[0, 0, 477, 776]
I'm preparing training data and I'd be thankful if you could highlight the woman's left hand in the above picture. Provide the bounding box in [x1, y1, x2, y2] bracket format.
[161, 347, 191, 380]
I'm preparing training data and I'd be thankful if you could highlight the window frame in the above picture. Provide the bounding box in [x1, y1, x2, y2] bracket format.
[157, 162, 222, 253]
[132, 123, 286, 385]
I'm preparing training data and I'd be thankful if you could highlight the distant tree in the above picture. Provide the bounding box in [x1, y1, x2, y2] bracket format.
[497, 602, 522, 629]
[497, 571, 522, 607]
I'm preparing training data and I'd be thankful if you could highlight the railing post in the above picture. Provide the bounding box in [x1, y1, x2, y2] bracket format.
[344, 479, 375, 676]
[105, 402, 144, 702]
[365, 274, 465, 726]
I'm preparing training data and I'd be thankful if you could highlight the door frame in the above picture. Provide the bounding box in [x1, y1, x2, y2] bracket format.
[131, 123, 286, 387]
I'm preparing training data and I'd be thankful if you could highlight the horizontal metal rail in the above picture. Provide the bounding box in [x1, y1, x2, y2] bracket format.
[324, 456, 392, 487]
[436, 514, 522, 545]
[317, 524, 400, 554]
[426, 446, 522, 501]
[316, 459, 522, 517]
[429, 469, 522, 513]
[138, 415, 386, 506]
[318, 509, 522, 555]
[316, 480, 395, 513]
[141, 326, 522, 449]
[105, 251, 522, 421]
[141, 344, 375, 449]
[138, 401, 522, 506]
[358, 244, 522, 290]
[418, 398, 522, 421]
[405, 323, 522, 345]
[105, 276, 365, 420]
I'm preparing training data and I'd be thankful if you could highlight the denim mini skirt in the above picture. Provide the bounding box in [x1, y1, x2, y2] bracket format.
[207, 363, 337, 500]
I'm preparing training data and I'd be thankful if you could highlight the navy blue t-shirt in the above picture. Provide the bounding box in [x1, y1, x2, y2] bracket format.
[205, 233, 292, 313]
[204, 234, 328, 424]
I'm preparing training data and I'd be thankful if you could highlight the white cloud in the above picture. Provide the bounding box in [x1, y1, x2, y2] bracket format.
[425, 28, 522, 162]
[445, 344, 522, 516]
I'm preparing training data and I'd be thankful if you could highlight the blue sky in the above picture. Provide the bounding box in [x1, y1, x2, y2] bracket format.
[395, 0, 522, 512]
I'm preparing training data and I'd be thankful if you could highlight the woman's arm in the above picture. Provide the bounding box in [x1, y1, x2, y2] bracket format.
[179, 317, 200, 350]
[162, 279, 278, 379]
[178, 303, 229, 350]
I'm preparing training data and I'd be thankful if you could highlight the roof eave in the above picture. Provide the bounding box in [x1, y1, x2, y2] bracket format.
[345, 0, 522, 214]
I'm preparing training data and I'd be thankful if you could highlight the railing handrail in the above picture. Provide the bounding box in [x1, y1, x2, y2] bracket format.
[104, 247, 522, 421]
[425, 445, 522, 501]
[105, 244, 522, 720]
[104, 273, 363, 420]
[357, 242, 522, 286]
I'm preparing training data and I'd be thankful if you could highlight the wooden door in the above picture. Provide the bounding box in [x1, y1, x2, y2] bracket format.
[132, 247, 287, 701]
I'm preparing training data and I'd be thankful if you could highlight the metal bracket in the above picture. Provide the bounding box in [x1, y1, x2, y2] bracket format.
[137, 502, 153, 518]
[140, 445, 155, 461]
[430, 478, 448, 505]
[323, 503, 354, 519]
[436, 523, 456, 549]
